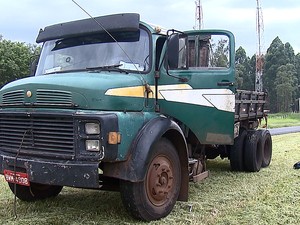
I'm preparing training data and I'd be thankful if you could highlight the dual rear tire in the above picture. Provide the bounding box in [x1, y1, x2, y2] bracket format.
[230, 129, 247, 171]
[230, 129, 272, 172]
[244, 130, 263, 172]
[260, 130, 272, 168]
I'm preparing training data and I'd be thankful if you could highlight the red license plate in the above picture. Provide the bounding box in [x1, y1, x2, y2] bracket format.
[3, 170, 30, 186]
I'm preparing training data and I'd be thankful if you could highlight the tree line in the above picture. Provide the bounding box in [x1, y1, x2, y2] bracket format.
[0, 35, 40, 87]
[0, 35, 299, 113]
[235, 37, 300, 113]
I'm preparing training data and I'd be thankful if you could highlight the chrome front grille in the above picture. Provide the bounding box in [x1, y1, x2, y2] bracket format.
[0, 114, 75, 159]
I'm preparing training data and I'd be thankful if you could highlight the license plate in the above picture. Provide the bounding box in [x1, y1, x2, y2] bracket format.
[3, 170, 30, 186]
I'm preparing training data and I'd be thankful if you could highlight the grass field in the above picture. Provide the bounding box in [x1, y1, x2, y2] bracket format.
[0, 133, 300, 225]
[267, 113, 300, 128]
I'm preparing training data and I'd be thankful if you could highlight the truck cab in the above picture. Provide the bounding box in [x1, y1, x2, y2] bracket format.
[0, 13, 271, 221]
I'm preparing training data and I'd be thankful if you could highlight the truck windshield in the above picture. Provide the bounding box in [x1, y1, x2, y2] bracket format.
[36, 28, 150, 75]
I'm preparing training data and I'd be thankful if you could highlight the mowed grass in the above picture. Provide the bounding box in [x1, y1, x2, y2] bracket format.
[1, 133, 300, 225]
[267, 113, 300, 128]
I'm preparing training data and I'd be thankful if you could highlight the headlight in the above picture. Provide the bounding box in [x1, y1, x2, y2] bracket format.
[86, 140, 100, 151]
[85, 123, 100, 135]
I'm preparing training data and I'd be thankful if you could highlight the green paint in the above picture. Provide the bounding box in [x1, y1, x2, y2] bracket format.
[115, 112, 158, 160]
[0, 23, 237, 161]
[158, 30, 236, 144]
[1, 72, 146, 111]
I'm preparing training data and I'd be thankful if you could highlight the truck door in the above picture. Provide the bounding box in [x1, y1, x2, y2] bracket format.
[157, 30, 235, 145]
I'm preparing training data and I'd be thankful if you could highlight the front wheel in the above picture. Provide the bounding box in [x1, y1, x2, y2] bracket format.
[120, 138, 181, 221]
[8, 182, 63, 201]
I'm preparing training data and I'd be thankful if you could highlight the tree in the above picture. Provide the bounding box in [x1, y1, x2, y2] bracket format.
[274, 64, 298, 112]
[247, 55, 256, 90]
[235, 47, 254, 90]
[235, 47, 246, 88]
[263, 37, 296, 112]
[294, 53, 300, 98]
[211, 38, 229, 67]
[284, 42, 295, 65]
[0, 38, 40, 87]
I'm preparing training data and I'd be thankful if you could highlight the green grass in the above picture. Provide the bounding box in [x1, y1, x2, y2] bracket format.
[1, 133, 300, 224]
[267, 113, 300, 128]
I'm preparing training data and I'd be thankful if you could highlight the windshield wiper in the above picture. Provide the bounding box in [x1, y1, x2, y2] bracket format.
[86, 64, 129, 74]
[44, 68, 87, 75]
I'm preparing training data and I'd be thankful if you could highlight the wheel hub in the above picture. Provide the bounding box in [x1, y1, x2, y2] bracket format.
[146, 155, 174, 206]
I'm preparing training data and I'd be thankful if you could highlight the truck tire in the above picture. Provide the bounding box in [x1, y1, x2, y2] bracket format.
[244, 130, 263, 172]
[230, 129, 247, 171]
[259, 130, 272, 168]
[120, 138, 181, 221]
[8, 182, 63, 201]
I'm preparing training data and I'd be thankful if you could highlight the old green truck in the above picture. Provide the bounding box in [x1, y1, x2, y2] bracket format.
[0, 13, 272, 221]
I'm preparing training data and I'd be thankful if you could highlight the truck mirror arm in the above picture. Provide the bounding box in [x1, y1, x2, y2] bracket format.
[164, 30, 189, 82]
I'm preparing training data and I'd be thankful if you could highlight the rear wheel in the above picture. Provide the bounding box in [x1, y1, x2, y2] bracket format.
[260, 130, 272, 168]
[230, 129, 247, 171]
[8, 182, 63, 201]
[120, 138, 181, 221]
[244, 130, 263, 172]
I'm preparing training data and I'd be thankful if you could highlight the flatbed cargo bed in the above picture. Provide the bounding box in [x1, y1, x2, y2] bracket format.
[235, 90, 267, 122]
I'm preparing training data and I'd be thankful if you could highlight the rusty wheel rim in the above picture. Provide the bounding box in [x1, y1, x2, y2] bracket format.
[146, 154, 174, 207]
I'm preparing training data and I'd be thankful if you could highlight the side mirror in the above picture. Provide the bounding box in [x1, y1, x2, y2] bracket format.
[29, 55, 39, 76]
[167, 33, 179, 69]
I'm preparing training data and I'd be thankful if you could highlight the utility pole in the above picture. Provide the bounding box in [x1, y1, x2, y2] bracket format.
[194, 0, 203, 30]
[255, 0, 264, 92]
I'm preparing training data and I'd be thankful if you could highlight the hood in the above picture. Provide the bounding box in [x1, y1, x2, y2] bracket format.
[0, 72, 146, 111]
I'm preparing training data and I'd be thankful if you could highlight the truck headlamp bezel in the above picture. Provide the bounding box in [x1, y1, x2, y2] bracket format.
[85, 140, 100, 152]
[76, 114, 118, 161]
[85, 122, 100, 135]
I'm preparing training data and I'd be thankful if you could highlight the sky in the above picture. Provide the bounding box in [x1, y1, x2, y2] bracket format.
[0, 0, 300, 56]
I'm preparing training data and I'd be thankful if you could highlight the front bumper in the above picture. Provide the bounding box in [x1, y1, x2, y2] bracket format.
[0, 155, 100, 188]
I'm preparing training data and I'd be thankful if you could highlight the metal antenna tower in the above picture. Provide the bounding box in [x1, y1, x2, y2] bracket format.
[255, 0, 264, 92]
[194, 0, 203, 30]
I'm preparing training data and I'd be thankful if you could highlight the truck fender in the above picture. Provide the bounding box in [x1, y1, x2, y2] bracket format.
[103, 116, 189, 201]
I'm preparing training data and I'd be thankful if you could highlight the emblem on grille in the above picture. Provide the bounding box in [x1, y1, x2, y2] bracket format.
[26, 91, 32, 98]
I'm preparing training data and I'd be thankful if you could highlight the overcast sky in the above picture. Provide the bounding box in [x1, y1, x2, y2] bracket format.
[0, 0, 299, 56]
